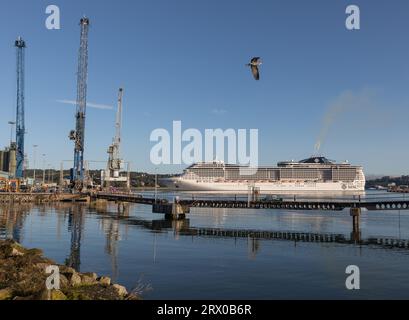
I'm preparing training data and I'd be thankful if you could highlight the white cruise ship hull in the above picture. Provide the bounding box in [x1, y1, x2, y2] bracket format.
[162, 178, 365, 193]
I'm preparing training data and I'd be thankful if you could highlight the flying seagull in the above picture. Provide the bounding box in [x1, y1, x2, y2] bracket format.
[247, 57, 262, 80]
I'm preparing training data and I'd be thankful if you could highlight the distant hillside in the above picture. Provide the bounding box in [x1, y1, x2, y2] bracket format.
[366, 175, 409, 188]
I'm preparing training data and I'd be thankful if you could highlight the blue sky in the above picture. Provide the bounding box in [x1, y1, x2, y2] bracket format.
[0, 0, 408, 175]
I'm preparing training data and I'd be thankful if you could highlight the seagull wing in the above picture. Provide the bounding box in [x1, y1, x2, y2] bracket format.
[251, 65, 260, 80]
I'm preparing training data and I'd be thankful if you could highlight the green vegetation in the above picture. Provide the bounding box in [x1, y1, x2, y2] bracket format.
[0, 239, 139, 300]
[366, 176, 409, 188]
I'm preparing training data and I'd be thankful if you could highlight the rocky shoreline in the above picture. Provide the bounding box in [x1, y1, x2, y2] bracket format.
[0, 240, 139, 300]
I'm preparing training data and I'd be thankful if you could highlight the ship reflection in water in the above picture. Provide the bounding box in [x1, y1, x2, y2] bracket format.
[1, 192, 409, 299]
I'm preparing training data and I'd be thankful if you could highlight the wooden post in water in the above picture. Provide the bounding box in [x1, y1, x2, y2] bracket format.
[350, 207, 361, 242]
[247, 186, 260, 206]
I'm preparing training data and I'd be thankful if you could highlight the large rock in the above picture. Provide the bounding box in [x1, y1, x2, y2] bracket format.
[0, 240, 43, 259]
[0, 288, 13, 300]
[59, 274, 69, 289]
[60, 266, 76, 275]
[80, 274, 97, 286]
[11, 248, 24, 257]
[50, 290, 67, 300]
[0, 240, 23, 258]
[0, 240, 140, 301]
[83, 272, 98, 281]
[112, 284, 128, 297]
[97, 276, 111, 286]
[67, 272, 82, 287]
[38, 289, 67, 300]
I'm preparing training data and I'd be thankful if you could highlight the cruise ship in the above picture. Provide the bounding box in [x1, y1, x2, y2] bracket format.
[161, 157, 366, 192]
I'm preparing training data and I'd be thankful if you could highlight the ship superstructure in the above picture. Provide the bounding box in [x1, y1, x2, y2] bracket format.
[162, 157, 366, 192]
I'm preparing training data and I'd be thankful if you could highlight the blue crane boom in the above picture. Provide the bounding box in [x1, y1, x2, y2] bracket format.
[15, 37, 26, 179]
[70, 17, 90, 189]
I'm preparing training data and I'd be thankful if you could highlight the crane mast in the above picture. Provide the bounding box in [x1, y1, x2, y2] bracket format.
[113, 88, 123, 167]
[70, 17, 90, 190]
[15, 37, 26, 179]
[103, 88, 128, 188]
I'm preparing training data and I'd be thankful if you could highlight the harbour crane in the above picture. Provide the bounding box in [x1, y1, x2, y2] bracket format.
[69, 17, 90, 190]
[103, 88, 128, 187]
[15, 37, 26, 179]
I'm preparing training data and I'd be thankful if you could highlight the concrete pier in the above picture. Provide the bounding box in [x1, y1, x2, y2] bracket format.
[0, 193, 86, 204]
[152, 202, 190, 220]
[115, 201, 128, 214]
[94, 192, 409, 212]
[350, 207, 361, 242]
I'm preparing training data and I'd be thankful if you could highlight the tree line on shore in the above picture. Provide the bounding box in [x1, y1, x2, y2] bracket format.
[366, 175, 409, 188]
[23, 169, 172, 188]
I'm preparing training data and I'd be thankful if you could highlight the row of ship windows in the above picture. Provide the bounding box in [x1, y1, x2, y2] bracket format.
[188, 169, 358, 180]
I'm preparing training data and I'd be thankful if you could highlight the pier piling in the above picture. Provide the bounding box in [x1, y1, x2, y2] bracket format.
[350, 207, 361, 242]
[152, 201, 190, 220]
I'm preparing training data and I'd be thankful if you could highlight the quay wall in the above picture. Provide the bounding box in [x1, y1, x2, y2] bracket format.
[0, 193, 87, 204]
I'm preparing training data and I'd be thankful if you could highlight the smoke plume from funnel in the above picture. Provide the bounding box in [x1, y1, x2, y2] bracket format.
[315, 102, 348, 153]
[314, 89, 373, 153]
[314, 141, 321, 153]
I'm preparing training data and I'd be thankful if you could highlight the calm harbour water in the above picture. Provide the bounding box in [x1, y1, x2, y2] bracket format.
[1, 191, 409, 300]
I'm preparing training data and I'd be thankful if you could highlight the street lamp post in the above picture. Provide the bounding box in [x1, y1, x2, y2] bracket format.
[49, 165, 55, 184]
[48, 164, 51, 184]
[42, 154, 46, 185]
